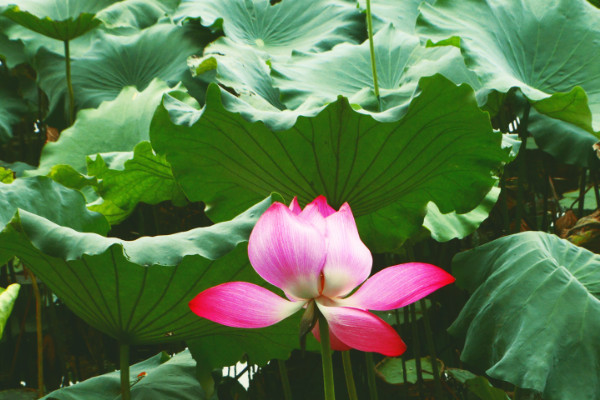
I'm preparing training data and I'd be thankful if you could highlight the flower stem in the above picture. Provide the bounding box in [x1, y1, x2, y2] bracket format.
[365, 352, 379, 400]
[341, 351, 358, 400]
[365, 0, 380, 110]
[420, 299, 444, 399]
[29, 268, 44, 398]
[409, 304, 425, 400]
[318, 313, 336, 400]
[64, 39, 75, 125]
[120, 343, 131, 400]
[277, 359, 293, 400]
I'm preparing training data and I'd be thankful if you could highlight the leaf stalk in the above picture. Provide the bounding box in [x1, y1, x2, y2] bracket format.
[341, 351, 358, 400]
[120, 343, 131, 400]
[365, 0, 380, 109]
[64, 40, 75, 125]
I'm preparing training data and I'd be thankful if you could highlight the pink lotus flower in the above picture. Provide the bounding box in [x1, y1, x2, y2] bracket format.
[189, 196, 455, 356]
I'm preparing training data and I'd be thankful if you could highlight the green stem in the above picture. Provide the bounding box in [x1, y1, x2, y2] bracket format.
[64, 40, 75, 125]
[341, 351, 358, 400]
[365, 0, 380, 109]
[365, 352, 379, 400]
[277, 359, 293, 400]
[515, 102, 531, 232]
[29, 269, 44, 398]
[318, 313, 335, 400]
[578, 168, 587, 217]
[120, 343, 131, 400]
[420, 299, 443, 399]
[409, 304, 425, 400]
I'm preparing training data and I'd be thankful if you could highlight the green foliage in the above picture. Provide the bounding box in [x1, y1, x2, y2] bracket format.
[151, 78, 506, 252]
[0, 197, 273, 342]
[35, 79, 171, 176]
[417, 0, 600, 170]
[86, 141, 187, 224]
[446, 369, 510, 400]
[424, 186, 500, 242]
[0, 78, 27, 141]
[357, 0, 434, 34]
[0, 175, 108, 235]
[175, 0, 364, 57]
[375, 357, 442, 385]
[42, 350, 212, 400]
[0, 283, 19, 338]
[2, 0, 113, 41]
[450, 231, 600, 400]
[1, 0, 599, 396]
[271, 24, 480, 115]
[35, 24, 205, 113]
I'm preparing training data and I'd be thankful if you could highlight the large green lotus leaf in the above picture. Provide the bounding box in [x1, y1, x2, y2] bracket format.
[85, 141, 188, 224]
[0, 24, 27, 68]
[96, 0, 180, 33]
[189, 45, 324, 131]
[33, 79, 171, 176]
[423, 186, 500, 243]
[1, 0, 114, 41]
[0, 175, 109, 234]
[0, 16, 98, 62]
[357, 0, 434, 33]
[449, 231, 600, 400]
[0, 284, 20, 338]
[0, 197, 302, 354]
[528, 107, 600, 168]
[446, 369, 510, 400]
[175, 0, 364, 57]
[43, 350, 210, 400]
[34, 23, 204, 113]
[271, 25, 481, 116]
[417, 0, 600, 134]
[151, 77, 506, 251]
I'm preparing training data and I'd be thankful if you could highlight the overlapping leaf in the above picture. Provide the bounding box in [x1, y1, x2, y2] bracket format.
[189, 45, 324, 131]
[151, 77, 506, 251]
[43, 350, 209, 400]
[175, 0, 364, 57]
[34, 79, 171, 176]
[0, 283, 20, 338]
[0, 176, 108, 235]
[0, 80, 26, 142]
[0, 24, 27, 68]
[1, 0, 114, 41]
[528, 107, 600, 168]
[0, 196, 302, 358]
[85, 141, 187, 224]
[357, 0, 434, 34]
[450, 232, 600, 400]
[417, 0, 600, 135]
[96, 0, 179, 33]
[424, 186, 500, 242]
[272, 24, 481, 117]
[35, 23, 204, 113]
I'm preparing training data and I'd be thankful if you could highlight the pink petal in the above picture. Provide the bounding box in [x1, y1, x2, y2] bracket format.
[289, 197, 302, 215]
[321, 203, 372, 298]
[317, 304, 406, 356]
[312, 321, 352, 351]
[297, 196, 336, 235]
[189, 282, 304, 328]
[301, 195, 336, 218]
[248, 203, 325, 299]
[340, 263, 455, 311]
